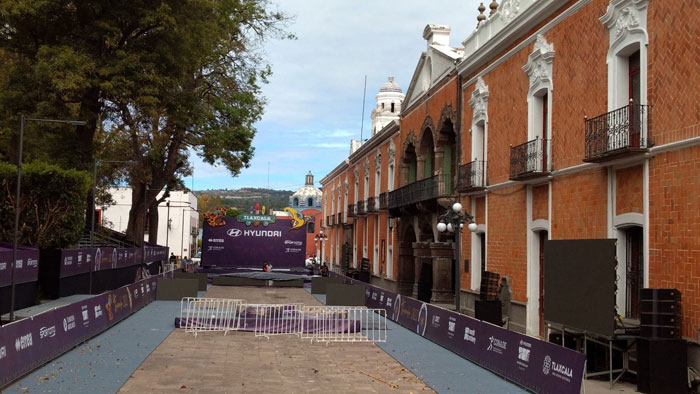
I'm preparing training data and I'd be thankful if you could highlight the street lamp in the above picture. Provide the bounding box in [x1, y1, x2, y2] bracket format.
[437, 202, 478, 313]
[314, 231, 328, 263]
[10, 115, 86, 321]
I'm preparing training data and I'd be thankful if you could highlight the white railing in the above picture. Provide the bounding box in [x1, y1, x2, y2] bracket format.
[301, 306, 387, 344]
[251, 304, 305, 339]
[180, 297, 245, 337]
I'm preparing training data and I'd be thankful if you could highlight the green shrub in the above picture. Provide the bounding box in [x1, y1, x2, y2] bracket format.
[0, 161, 90, 249]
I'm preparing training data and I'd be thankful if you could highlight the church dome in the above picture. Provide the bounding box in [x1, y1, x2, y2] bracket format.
[290, 171, 322, 209]
[379, 77, 403, 93]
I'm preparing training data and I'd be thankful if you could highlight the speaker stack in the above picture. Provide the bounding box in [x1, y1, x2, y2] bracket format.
[637, 288, 686, 394]
[479, 271, 500, 301]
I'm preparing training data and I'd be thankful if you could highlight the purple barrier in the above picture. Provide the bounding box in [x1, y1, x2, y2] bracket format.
[330, 273, 586, 394]
[0, 270, 176, 388]
[0, 244, 39, 286]
[59, 246, 168, 278]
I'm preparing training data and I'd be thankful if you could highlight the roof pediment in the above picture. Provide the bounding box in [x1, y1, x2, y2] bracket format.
[403, 45, 462, 110]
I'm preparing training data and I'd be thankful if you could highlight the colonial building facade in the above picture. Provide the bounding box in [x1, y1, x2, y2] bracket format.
[320, 0, 698, 340]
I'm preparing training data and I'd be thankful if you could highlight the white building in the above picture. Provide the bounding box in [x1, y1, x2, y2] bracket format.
[100, 187, 199, 258]
[370, 77, 404, 136]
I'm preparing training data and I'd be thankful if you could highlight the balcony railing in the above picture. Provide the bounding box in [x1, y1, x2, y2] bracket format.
[366, 196, 377, 213]
[388, 173, 454, 210]
[584, 103, 651, 162]
[510, 138, 551, 181]
[356, 200, 366, 216]
[378, 192, 389, 210]
[337, 212, 343, 225]
[457, 160, 487, 192]
[347, 204, 356, 217]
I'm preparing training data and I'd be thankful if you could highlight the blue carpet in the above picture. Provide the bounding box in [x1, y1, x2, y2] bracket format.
[4, 300, 182, 394]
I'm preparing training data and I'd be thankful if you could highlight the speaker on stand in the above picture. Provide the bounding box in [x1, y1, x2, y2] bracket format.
[636, 288, 686, 394]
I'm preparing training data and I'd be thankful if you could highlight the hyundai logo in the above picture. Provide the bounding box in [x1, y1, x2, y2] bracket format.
[227, 228, 242, 237]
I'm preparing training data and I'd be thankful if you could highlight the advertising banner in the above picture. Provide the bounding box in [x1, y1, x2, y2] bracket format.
[332, 273, 586, 394]
[59, 247, 168, 278]
[202, 216, 306, 269]
[0, 245, 40, 287]
[0, 270, 174, 388]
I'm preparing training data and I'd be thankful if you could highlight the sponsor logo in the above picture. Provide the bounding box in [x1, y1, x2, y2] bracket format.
[371, 292, 377, 301]
[146, 284, 150, 293]
[81, 305, 90, 327]
[237, 213, 277, 226]
[0, 345, 6, 360]
[15, 333, 33, 351]
[63, 315, 76, 331]
[14, 259, 23, 269]
[543, 355, 552, 375]
[208, 238, 225, 243]
[243, 229, 282, 237]
[94, 305, 103, 318]
[40, 326, 57, 339]
[487, 336, 507, 354]
[464, 327, 476, 344]
[0, 262, 6, 270]
[27, 258, 38, 268]
[517, 340, 531, 370]
[226, 229, 242, 237]
[386, 297, 392, 307]
[448, 321, 455, 333]
[64, 256, 74, 266]
[379, 293, 384, 303]
[392, 295, 401, 321]
[417, 303, 428, 336]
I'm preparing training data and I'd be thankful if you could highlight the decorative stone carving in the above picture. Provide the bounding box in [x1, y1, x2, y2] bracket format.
[522, 34, 555, 93]
[600, 0, 649, 49]
[469, 77, 490, 122]
[498, 0, 521, 23]
[388, 145, 395, 162]
[375, 153, 382, 169]
[364, 159, 370, 178]
[614, 7, 639, 37]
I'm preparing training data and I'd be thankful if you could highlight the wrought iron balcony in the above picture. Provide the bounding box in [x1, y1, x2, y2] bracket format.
[457, 160, 487, 192]
[347, 204, 356, 217]
[337, 212, 343, 225]
[510, 138, 551, 181]
[366, 196, 377, 213]
[388, 173, 454, 210]
[584, 103, 651, 163]
[378, 192, 389, 210]
[356, 200, 366, 216]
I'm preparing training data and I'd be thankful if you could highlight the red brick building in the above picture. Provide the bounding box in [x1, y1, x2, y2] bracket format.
[320, 0, 699, 344]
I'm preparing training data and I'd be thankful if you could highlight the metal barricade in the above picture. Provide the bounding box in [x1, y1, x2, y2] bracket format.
[180, 297, 245, 337]
[251, 304, 305, 339]
[301, 306, 387, 344]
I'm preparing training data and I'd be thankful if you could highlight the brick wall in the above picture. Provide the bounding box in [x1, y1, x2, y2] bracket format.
[486, 185, 528, 301]
[551, 168, 608, 239]
[616, 165, 643, 215]
[649, 146, 700, 337]
[532, 184, 549, 221]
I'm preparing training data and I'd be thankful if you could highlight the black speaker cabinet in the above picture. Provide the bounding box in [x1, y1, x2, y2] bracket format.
[636, 338, 687, 394]
[475, 299, 502, 326]
[640, 288, 682, 339]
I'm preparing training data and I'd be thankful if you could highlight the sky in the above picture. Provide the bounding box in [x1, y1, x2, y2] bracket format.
[190, 1, 480, 192]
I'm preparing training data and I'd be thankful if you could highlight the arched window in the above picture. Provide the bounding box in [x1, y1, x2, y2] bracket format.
[307, 197, 313, 207]
[293, 197, 299, 206]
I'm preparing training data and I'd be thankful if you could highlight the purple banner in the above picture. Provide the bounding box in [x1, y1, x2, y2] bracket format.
[0, 270, 175, 388]
[0, 245, 39, 286]
[202, 217, 306, 269]
[59, 246, 168, 278]
[332, 273, 586, 394]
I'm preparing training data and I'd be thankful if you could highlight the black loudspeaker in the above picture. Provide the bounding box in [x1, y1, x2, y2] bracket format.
[640, 288, 682, 339]
[475, 299, 502, 326]
[636, 338, 687, 394]
[479, 271, 500, 301]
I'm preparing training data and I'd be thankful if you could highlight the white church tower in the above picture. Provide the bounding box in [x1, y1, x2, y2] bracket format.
[370, 77, 404, 136]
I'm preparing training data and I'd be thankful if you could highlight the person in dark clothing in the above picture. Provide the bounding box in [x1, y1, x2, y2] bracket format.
[320, 262, 329, 277]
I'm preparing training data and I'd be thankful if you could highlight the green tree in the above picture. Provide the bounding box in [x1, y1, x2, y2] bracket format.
[0, 0, 292, 245]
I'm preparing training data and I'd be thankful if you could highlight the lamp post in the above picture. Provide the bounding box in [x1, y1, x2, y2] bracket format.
[10, 116, 86, 321]
[314, 231, 328, 263]
[437, 202, 478, 313]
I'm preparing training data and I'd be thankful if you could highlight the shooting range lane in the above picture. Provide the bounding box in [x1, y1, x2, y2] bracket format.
[118, 285, 435, 393]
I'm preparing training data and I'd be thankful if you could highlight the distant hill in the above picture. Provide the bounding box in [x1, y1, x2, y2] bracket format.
[196, 187, 294, 212]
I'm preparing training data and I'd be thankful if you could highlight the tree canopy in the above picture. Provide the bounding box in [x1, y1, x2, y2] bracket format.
[0, 0, 292, 245]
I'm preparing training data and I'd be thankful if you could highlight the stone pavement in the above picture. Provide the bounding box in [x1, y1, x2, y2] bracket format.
[119, 287, 434, 393]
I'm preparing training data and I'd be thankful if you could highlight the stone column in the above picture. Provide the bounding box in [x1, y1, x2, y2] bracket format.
[412, 242, 431, 299]
[417, 157, 426, 179]
[429, 241, 456, 304]
[397, 241, 415, 296]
